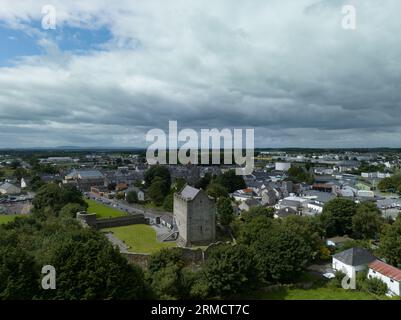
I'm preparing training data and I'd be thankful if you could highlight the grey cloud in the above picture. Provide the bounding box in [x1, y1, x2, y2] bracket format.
[0, 0, 401, 147]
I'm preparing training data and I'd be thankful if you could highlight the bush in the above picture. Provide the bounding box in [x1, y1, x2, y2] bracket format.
[327, 271, 347, 289]
[126, 191, 138, 204]
[363, 277, 388, 296]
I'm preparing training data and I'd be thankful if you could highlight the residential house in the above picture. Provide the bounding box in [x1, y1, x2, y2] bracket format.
[332, 247, 376, 278]
[274, 207, 298, 219]
[238, 198, 261, 212]
[368, 260, 401, 296]
[125, 186, 145, 202]
[0, 182, 21, 195]
[64, 169, 105, 192]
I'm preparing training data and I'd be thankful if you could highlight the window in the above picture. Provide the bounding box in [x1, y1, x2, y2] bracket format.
[373, 271, 376, 274]
[390, 279, 394, 283]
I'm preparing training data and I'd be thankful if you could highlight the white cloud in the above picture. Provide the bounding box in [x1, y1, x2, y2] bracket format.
[0, 0, 401, 147]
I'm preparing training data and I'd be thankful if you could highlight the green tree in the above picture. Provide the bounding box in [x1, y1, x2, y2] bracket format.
[14, 167, 29, 180]
[32, 183, 87, 219]
[147, 248, 193, 299]
[320, 198, 358, 237]
[195, 173, 212, 190]
[148, 177, 170, 206]
[206, 183, 228, 200]
[163, 194, 173, 212]
[352, 202, 382, 240]
[201, 244, 260, 297]
[214, 170, 246, 193]
[241, 205, 274, 223]
[126, 191, 138, 204]
[217, 197, 234, 226]
[144, 165, 171, 188]
[379, 216, 401, 268]
[282, 215, 324, 260]
[248, 223, 314, 283]
[239, 216, 276, 245]
[29, 176, 45, 191]
[37, 228, 149, 300]
[0, 246, 39, 300]
[59, 203, 87, 219]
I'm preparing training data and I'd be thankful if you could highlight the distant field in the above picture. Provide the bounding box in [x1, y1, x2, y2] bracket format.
[0, 214, 25, 225]
[102, 224, 176, 254]
[85, 199, 127, 219]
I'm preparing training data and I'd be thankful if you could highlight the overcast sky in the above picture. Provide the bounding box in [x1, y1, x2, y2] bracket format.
[0, 0, 400, 148]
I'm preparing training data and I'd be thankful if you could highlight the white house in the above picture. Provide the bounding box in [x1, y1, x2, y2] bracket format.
[0, 182, 21, 195]
[368, 260, 401, 297]
[128, 187, 145, 202]
[21, 178, 27, 189]
[332, 247, 376, 279]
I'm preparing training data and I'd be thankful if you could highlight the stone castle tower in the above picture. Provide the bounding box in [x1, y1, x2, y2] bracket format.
[174, 185, 216, 247]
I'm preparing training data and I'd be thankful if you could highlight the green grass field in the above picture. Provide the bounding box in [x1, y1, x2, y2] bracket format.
[85, 199, 128, 219]
[0, 214, 25, 225]
[251, 287, 377, 300]
[102, 224, 176, 254]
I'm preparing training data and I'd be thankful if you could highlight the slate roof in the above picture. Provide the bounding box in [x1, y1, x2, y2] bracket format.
[333, 247, 376, 266]
[78, 170, 104, 179]
[179, 185, 200, 200]
[369, 260, 401, 281]
[0, 182, 21, 194]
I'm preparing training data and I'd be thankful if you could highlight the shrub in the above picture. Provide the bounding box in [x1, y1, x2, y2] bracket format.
[363, 277, 388, 296]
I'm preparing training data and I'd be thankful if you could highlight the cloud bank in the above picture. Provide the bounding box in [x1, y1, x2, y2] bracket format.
[0, 0, 400, 148]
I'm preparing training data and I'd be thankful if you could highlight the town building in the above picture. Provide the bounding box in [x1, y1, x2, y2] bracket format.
[368, 260, 401, 296]
[0, 182, 21, 195]
[332, 247, 376, 278]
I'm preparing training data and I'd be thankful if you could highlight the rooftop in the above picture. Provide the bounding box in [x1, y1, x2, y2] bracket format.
[369, 260, 401, 281]
[178, 185, 200, 201]
[333, 247, 376, 266]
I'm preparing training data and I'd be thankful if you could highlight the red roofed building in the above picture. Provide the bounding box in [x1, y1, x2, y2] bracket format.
[368, 260, 401, 296]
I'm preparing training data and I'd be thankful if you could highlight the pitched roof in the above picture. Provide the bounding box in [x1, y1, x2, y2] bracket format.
[333, 247, 376, 266]
[179, 185, 200, 200]
[369, 260, 401, 281]
[0, 182, 21, 193]
[77, 170, 104, 179]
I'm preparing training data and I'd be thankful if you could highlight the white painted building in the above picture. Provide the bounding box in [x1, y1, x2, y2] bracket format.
[332, 247, 376, 279]
[368, 260, 401, 297]
[275, 162, 291, 171]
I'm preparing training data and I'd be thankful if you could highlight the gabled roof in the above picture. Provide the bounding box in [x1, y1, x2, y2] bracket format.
[0, 182, 21, 193]
[78, 170, 104, 179]
[333, 247, 376, 266]
[369, 260, 401, 281]
[179, 185, 200, 200]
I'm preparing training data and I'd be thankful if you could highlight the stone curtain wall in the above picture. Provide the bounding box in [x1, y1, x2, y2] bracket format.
[95, 215, 147, 229]
[123, 241, 229, 270]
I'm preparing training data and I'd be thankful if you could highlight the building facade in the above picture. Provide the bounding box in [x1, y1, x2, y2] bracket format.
[174, 185, 216, 247]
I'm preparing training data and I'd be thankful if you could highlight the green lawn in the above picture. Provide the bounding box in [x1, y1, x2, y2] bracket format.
[102, 224, 176, 254]
[251, 287, 377, 300]
[0, 214, 26, 225]
[85, 199, 127, 219]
